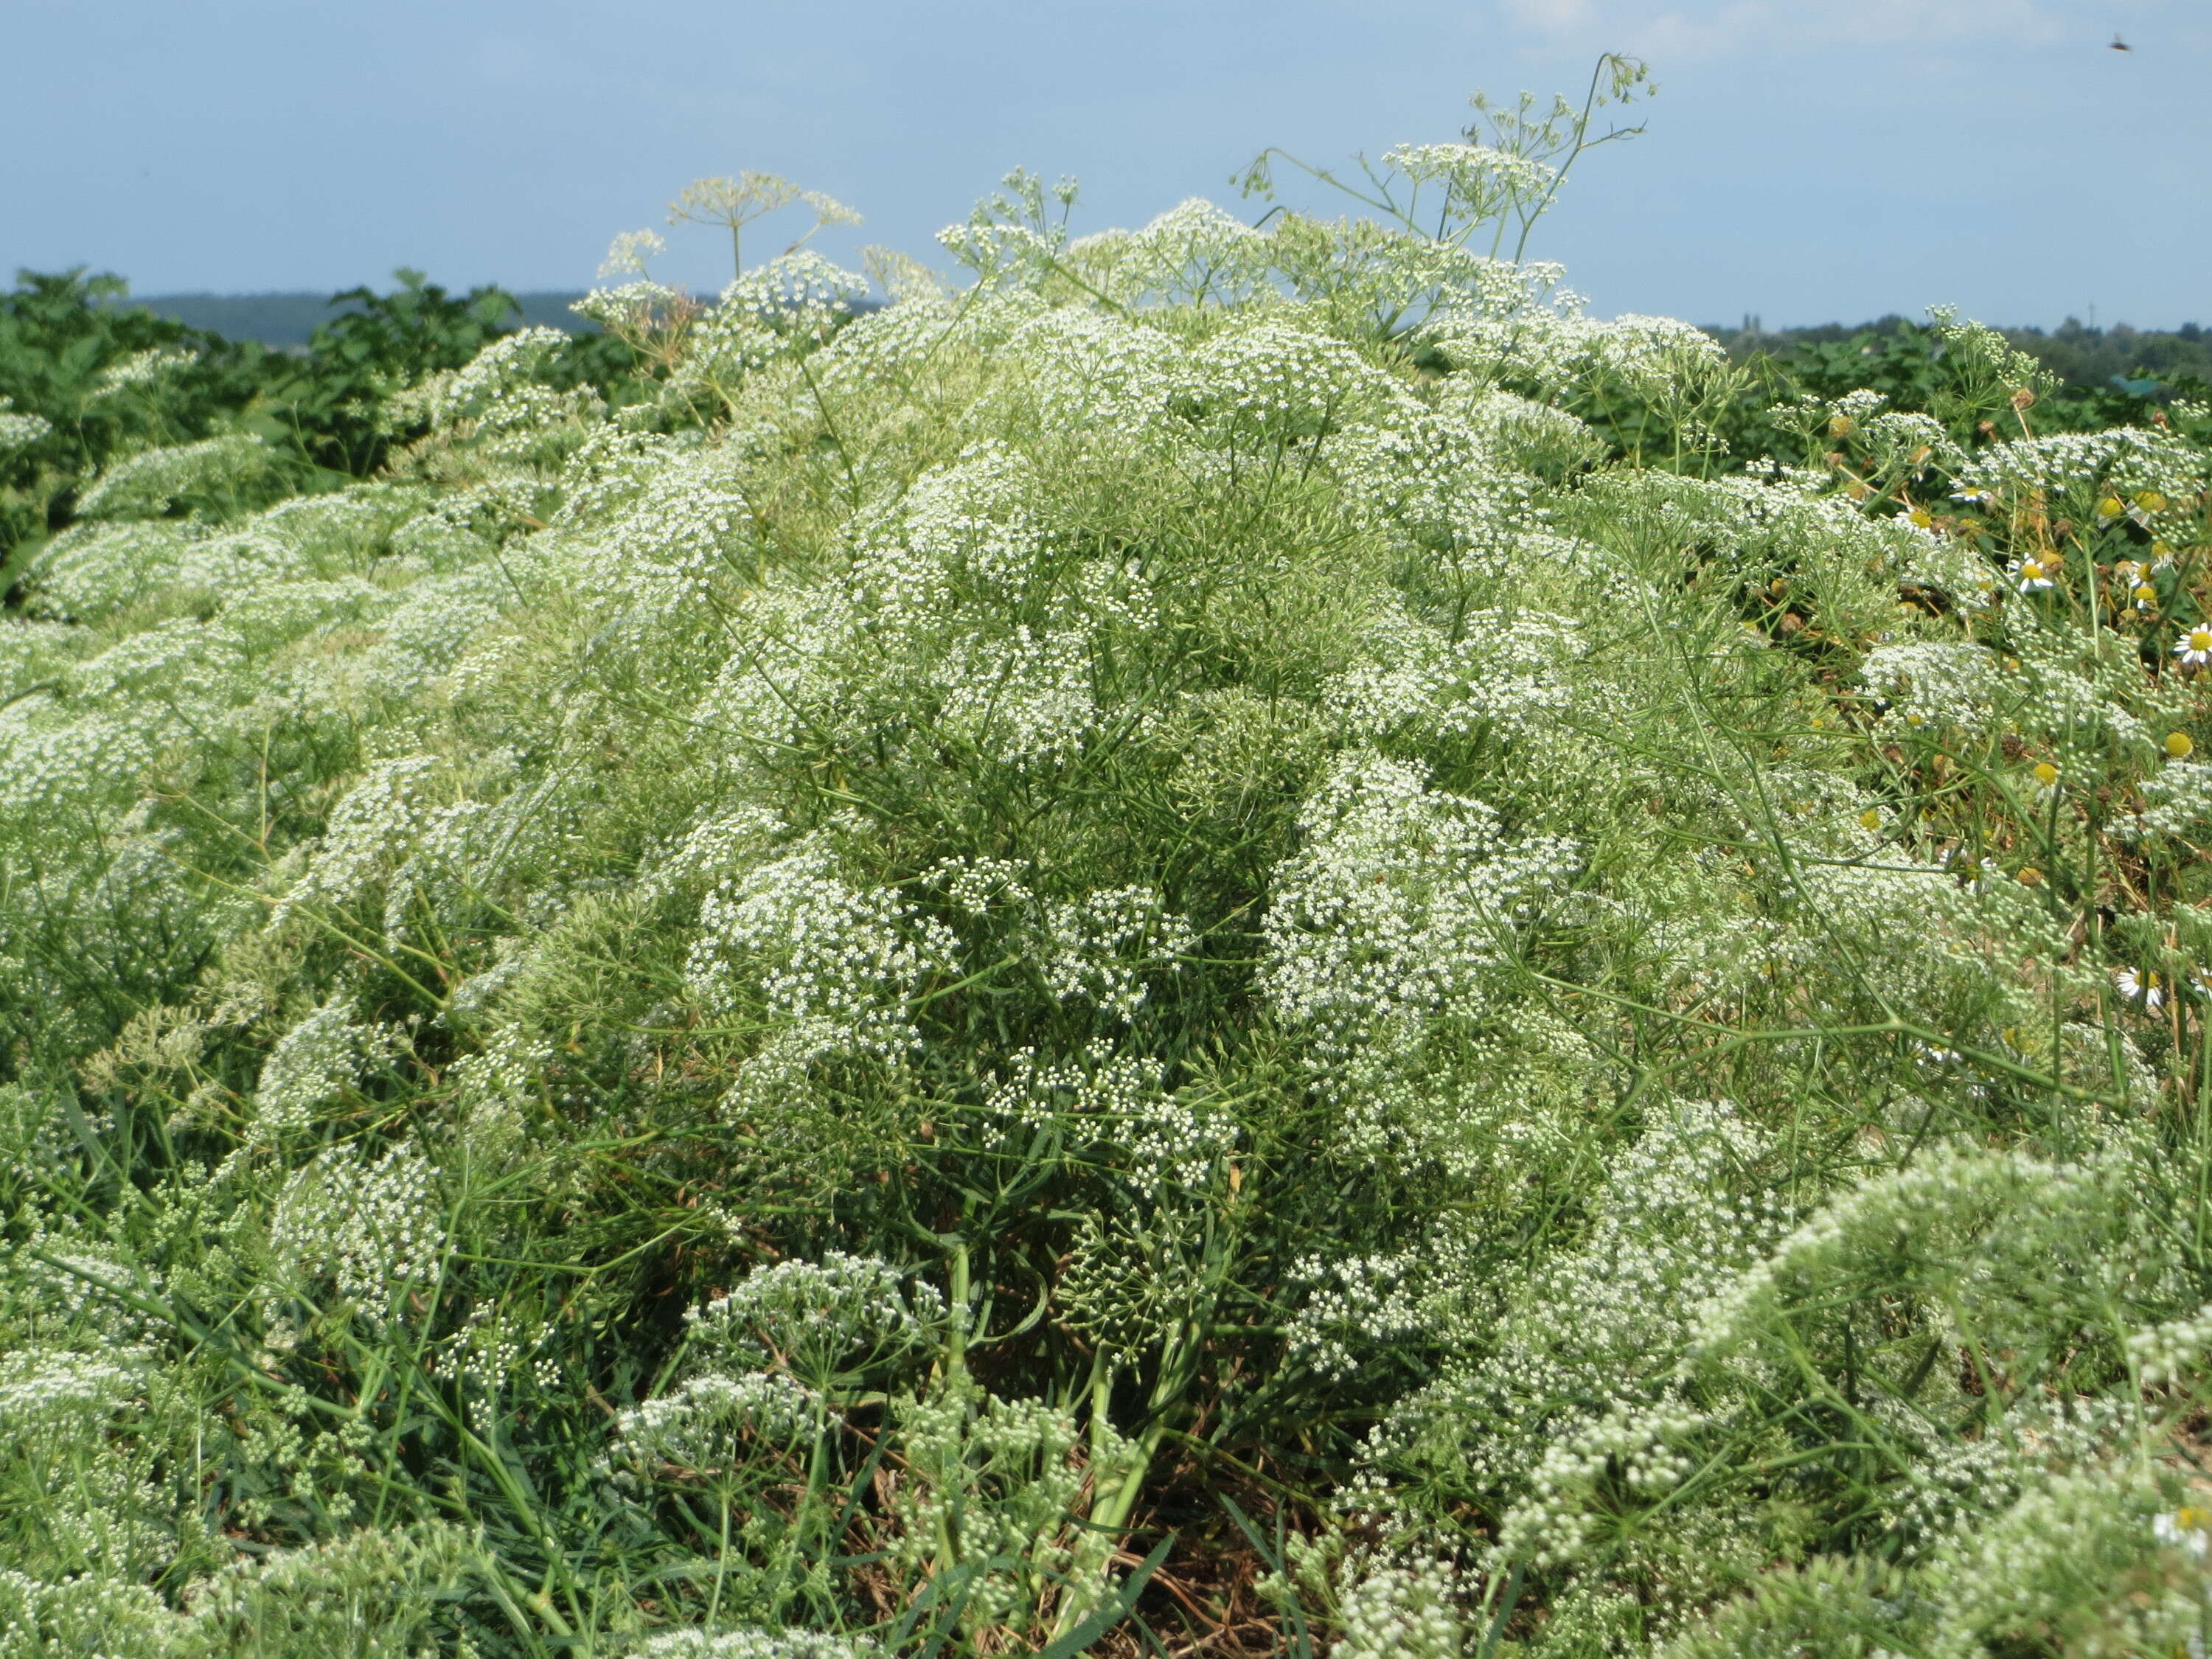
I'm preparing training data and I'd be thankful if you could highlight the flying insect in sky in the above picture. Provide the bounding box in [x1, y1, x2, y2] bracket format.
[2111, 31, 2132, 49]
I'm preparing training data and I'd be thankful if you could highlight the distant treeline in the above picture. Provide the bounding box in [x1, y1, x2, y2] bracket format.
[1710, 313, 2212, 396]
[116, 289, 2212, 394]
[117, 290, 597, 348]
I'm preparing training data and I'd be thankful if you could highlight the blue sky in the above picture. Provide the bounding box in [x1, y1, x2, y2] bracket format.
[5, 0, 2205, 328]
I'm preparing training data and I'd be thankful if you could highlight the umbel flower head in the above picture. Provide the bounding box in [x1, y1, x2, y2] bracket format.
[667, 171, 862, 278]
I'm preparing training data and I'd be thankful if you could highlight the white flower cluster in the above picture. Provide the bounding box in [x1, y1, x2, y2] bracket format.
[1691, 1147, 2168, 1385]
[631, 1625, 880, 1659]
[687, 836, 958, 1061]
[1497, 1394, 1707, 1568]
[1042, 885, 1194, 1018]
[268, 1142, 446, 1323]
[933, 622, 1100, 768]
[1428, 301, 1728, 405]
[1956, 425, 2208, 507]
[73, 434, 279, 521]
[1368, 1102, 1789, 1515]
[1874, 1392, 2135, 1555]
[1928, 1461, 2212, 1659]
[987, 1044, 1234, 1199]
[1326, 1548, 1470, 1659]
[396, 327, 601, 462]
[686, 1251, 944, 1384]
[0, 400, 52, 456]
[609, 1368, 815, 1480]
[2126, 1301, 2212, 1385]
[1066, 198, 1270, 310]
[88, 346, 198, 395]
[0, 1347, 146, 1433]
[249, 998, 398, 1136]
[1262, 751, 1579, 1068]
[1323, 602, 1582, 745]
[658, 254, 868, 417]
[2135, 757, 2212, 840]
[923, 853, 1032, 919]
[271, 757, 447, 924]
[1382, 140, 1558, 214]
[1281, 1251, 1421, 1382]
[1861, 639, 2002, 735]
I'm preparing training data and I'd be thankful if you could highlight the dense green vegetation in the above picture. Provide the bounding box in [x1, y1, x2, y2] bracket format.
[1725, 313, 2212, 397]
[115, 292, 598, 351]
[1714, 314, 2212, 445]
[10, 73, 2212, 1658]
[0, 269, 647, 588]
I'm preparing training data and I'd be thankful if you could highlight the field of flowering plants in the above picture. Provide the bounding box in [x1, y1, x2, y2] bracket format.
[12, 72, 2212, 1658]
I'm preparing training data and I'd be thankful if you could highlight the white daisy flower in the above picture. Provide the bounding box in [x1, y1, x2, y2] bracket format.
[2175, 625, 2212, 669]
[2117, 966, 2166, 1013]
[2012, 556, 2056, 592]
[2154, 1508, 2211, 1560]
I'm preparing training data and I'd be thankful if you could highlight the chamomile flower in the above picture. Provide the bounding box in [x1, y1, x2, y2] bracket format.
[2116, 966, 2166, 1012]
[2011, 555, 2056, 592]
[2168, 731, 2197, 759]
[2154, 1507, 2211, 1559]
[2031, 761, 2059, 790]
[1945, 849, 1990, 891]
[2175, 625, 2212, 669]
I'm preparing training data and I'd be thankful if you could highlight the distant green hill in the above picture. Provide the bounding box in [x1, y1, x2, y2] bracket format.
[122, 290, 595, 347]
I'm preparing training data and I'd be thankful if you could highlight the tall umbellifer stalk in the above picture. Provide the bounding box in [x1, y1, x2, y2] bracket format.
[668, 171, 863, 281]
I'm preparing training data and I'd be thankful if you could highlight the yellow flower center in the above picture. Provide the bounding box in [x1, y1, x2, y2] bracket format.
[2017, 866, 2042, 886]
[2032, 762, 2058, 787]
[2169, 732, 2197, 759]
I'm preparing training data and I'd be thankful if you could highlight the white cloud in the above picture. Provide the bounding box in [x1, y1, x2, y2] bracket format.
[1500, 0, 1599, 28]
